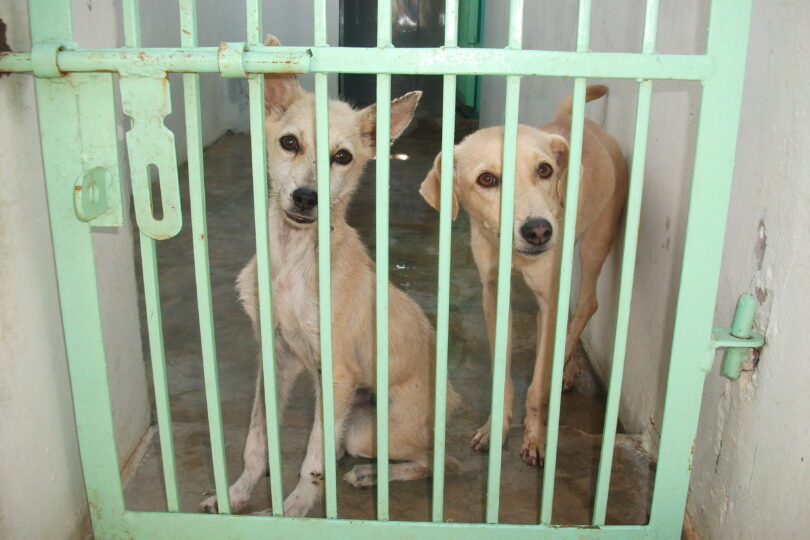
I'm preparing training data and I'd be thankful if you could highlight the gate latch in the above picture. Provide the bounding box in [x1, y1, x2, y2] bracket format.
[710, 294, 765, 380]
[119, 74, 182, 240]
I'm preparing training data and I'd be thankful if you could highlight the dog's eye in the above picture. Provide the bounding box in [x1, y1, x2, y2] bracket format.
[538, 162, 554, 179]
[280, 135, 300, 152]
[476, 172, 499, 188]
[333, 149, 353, 165]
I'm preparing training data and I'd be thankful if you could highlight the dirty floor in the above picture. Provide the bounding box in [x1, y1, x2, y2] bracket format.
[125, 121, 654, 525]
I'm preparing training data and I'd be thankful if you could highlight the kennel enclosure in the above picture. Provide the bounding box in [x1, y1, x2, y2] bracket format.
[0, 0, 763, 538]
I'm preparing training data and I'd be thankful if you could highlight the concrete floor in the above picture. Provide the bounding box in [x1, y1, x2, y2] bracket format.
[126, 120, 654, 525]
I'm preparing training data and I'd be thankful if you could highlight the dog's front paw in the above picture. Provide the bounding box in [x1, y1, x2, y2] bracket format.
[562, 362, 581, 392]
[471, 423, 491, 451]
[283, 487, 316, 517]
[520, 435, 545, 467]
[471, 421, 509, 452]
[198, 491, 219, 513]
[343, 464, 377, 488]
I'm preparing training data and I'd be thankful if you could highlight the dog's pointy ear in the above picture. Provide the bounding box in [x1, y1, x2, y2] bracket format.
[549, 135, 569, 206]
[419, 152, 459, 220]
[263, 34, 302, 116]
[359, 91, 422, 151]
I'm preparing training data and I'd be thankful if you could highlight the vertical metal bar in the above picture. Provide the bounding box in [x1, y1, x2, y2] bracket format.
[431, 0, 459, 523]
[246, 0, 262, 44]
[29, 3, 127, 534]
[591, 0, 658, 525]
[313, 0, 338, 519]
[179, 0, 231, 514]
[485, 0, 524, 524]
[121, 0, 142, 47]
[375, 0, 393, 521]
[246, 0, 285, 516]
[120, 0, 182, 513]
[649, 0, 753, 534]
[139, 242, 181, 511]
[540, 0, 591, 524]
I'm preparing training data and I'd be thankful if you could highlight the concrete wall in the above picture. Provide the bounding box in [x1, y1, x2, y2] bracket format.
[479, 1, 810, 537]
[0, 1, 150, 539]
[687, 1, 810, 538]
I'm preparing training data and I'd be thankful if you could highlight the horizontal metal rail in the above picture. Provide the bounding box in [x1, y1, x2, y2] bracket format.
[123, 510, 653, 539]
[0, 47, 711, 79]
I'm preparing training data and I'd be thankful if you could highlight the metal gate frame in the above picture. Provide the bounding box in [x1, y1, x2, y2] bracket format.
[0, 0, 761, 538]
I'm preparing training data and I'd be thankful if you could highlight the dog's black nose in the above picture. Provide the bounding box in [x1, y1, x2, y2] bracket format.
[292, 188, 318, 211]
[520, 218, 553, 246]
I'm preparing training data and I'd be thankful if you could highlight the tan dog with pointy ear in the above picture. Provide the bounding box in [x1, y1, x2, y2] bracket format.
[200, 34, 459, 517]
[419, 85, 627, 466]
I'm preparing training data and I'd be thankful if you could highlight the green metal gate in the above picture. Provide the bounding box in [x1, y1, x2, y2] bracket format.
[0, 0, 762, 538]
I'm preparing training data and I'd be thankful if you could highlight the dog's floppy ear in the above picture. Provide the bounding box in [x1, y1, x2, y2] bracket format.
[359, 91, 422, 151]
[419, 152, 459, 220]
[263, 34, 302, 116]
[549, 134, 569, 206]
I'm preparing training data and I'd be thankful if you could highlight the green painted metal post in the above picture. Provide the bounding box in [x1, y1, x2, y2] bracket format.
[29, 0, 128, 536]
[246, 0, 286, 516]
[592, 0, 660, 525]
[485, 0, 523, 524]
[541, 0, 592, 524]
[313, 0, 338, 519]
[431, 0, 459, 523]
[649, 0, 753, 533]
[374, 0, 393, 520]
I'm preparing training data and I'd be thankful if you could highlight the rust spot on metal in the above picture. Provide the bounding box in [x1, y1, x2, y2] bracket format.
[87, 489, 104, 522]
[75, 185, 82, 192]
[0, 18, 12, 77]
[182, 29, 191, 35]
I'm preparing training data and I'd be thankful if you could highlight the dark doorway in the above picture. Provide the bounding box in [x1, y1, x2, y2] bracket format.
[339, 0, 480, 118]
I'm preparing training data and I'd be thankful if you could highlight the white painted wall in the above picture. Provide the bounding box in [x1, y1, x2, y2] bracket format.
[0, 1, 149, 539]
[480, 1, 810, 537]
[687, 1, 810, 537]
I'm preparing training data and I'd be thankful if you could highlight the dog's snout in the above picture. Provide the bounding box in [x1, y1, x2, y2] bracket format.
[520, 218, 553, 247]
[292, 188, 318, 211]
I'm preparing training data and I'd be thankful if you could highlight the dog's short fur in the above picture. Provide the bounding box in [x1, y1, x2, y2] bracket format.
[200, 35, 459, 517]
[419, 85, 627, 465]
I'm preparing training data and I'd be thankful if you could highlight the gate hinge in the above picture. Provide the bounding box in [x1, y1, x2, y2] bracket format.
[709, 294, 765, 380]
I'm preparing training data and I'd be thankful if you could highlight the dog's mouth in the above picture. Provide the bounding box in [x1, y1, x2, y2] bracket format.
[284, 212, 316, 225]
[515, 246, 550, 257]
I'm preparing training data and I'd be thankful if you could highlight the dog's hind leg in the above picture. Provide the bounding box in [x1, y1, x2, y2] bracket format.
[199, 347, 303, 514]
[562, 203, 622, 391]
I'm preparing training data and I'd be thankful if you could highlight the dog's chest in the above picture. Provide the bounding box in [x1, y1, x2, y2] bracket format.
[271, 242, 320, 366]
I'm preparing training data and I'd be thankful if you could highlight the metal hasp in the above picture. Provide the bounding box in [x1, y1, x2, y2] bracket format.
[711, 294, 765, 380]
[120, 75, 183, 240]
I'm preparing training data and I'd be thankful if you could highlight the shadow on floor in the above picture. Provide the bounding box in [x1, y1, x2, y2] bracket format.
[125, 121, 654, 525]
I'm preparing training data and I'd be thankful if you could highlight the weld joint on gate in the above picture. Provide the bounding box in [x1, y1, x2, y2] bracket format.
[218, 41, 247, 78]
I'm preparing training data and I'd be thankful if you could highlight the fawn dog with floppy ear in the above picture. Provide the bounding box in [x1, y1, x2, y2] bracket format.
[419, 85, 627, 466]
[199, 34, 459, 517]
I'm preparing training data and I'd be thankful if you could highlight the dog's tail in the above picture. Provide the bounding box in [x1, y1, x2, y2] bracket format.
[555, 84, 608, 119]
